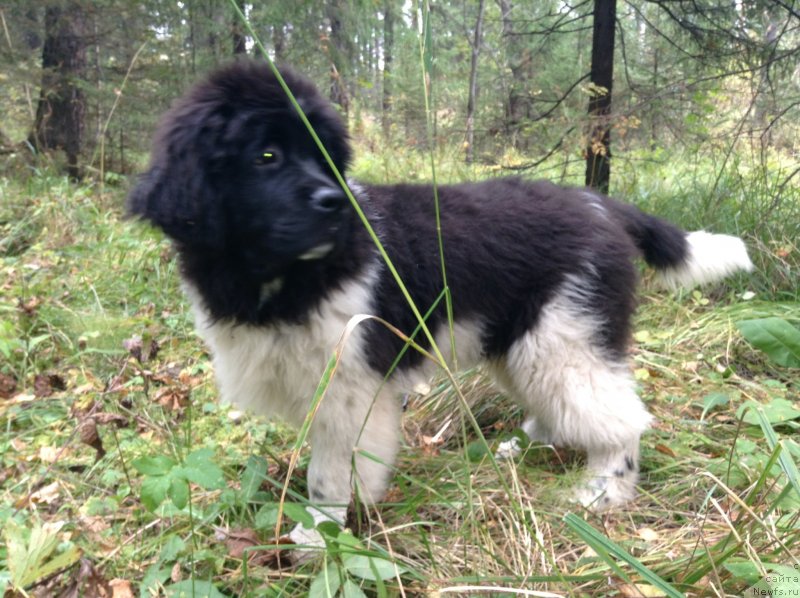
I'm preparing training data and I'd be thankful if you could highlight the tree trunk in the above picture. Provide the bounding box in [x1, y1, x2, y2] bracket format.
[272, 24, 287, 62]
[231, 0, 247, 55]
[465, 0, 486, 164]
[585, 0, 616, 193]
[382, 0, 395, 137]
[29, 1, 88, 180]
[326, 0, 350, 115]
[497, 0, 533, 148]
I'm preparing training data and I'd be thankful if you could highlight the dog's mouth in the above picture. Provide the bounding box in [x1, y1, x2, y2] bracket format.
[297, 242, 336, 261]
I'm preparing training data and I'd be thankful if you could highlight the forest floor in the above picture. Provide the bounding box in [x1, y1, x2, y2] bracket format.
[0, 155, 798, 597]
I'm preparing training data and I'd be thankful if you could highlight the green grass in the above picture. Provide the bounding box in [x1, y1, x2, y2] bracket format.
[0, 154, 799, 597]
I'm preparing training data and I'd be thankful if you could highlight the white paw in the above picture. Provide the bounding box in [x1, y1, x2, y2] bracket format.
[495, 437, 524, 460]
[285, 504, 347, 563]
[573, 474, 636, 511]
[287, 522, 327, 564]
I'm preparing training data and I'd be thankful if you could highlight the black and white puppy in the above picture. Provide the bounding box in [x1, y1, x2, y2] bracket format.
[129, 61, 753, 549]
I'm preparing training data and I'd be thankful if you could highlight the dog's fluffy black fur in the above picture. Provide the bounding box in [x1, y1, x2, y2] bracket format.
[129, 61, 752, 549]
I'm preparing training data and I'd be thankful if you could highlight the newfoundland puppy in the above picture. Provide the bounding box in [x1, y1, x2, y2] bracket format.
[129, 60, 752, 551]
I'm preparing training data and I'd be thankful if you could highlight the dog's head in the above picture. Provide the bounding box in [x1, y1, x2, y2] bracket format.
[128, 61, 353, 278]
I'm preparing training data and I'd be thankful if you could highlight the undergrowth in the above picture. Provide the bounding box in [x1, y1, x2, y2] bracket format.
[0, 152, 798, 597]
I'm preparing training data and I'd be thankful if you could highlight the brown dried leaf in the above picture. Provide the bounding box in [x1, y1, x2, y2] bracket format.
[60, 558, 112, 598]
[0, 373, 17, 398]
[34, 373, 66, 398]
[420, 434, 444, 456]
[221, 528, 294, 569]
[78, 418, 106, 460]
[654, 443, 677, 458]
[109, 578, 135, 598]
[18, 295, 41, 316]
[93, 412, 128, 427]
[123, 334, 159, 364]
[30, 481, 61, 505]
[79, 515, 110, 535]
[223, 528, 261, 559]
[154, 386, 189, 411]
[170, 562, 182, 583]
[122, 335, 143, 362]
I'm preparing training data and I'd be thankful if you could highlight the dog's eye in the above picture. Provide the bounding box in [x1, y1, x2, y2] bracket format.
[254, 149, 281, 167]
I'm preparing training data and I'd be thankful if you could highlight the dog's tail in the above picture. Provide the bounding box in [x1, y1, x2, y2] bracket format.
[602, 198, 754, 289]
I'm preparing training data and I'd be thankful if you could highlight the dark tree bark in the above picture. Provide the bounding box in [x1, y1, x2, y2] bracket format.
[29, 1, 88, 180]
[231, 0, 247, 55]
[465, 0, 486, 164]
[326, 0, 350, 114]
[585, 0, 617, 193]
[272, 24, 287, 62]
[382, 0, 395, 137]
[497, 0, 533, 148]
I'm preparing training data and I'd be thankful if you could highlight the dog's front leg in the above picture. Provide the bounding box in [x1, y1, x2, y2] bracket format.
[288, 386, 401, 560]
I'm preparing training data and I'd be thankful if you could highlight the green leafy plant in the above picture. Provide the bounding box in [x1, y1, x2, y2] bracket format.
[132, 448, 225, 511]
[737, 317, 800, 368]
[3, 520, 81, 593]
[308, 524, 408, 598]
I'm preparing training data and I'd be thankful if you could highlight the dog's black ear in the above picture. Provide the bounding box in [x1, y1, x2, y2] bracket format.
[127, 117, 225, 249]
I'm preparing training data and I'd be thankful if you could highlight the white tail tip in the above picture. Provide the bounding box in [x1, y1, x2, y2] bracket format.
[657, 230, 754, 290]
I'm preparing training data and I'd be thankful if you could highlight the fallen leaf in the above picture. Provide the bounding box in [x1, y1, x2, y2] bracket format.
[637, 527, 660, 543]
[0, 373, 17, 398]
[94, 412, 128, 427]
[154, 386, 189, 411]
[123, 334, 160, 364]
[219, 527, 293, 569]
[39, 445, 67, 463]
[420, 434, 444, 455]
[30, 481, 62, 505]
[110, 578, 135, 598]
[579, 545, 598, 559]
[34, 373, 66, 398]
[654, 444, 676, 458]
[78, 417, 106, 460]
[61, 558, 112, 598]
[170, 561, 182, 583]
[222, 528, 261, 559]
[177, 369, 203, 388]
[78, 515, 119, 558]
[10, 393, 36, 404]
[18, 295, 41, 315]
[619, 582, 665, 597]
[73, 383, 97, 395]
[79, 515, 110, 535]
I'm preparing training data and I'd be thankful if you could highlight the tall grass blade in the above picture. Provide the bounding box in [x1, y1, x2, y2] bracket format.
[742, 402, 800, 500]
[563, 513, 684, 598]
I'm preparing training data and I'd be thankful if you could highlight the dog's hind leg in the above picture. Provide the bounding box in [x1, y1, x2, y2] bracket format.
[502, 292, 652, 509]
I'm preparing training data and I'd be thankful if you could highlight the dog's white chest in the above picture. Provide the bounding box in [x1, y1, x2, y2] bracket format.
[183, 269, 380, 423]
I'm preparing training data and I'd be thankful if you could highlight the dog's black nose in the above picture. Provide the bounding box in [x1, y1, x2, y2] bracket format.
[310, 187, 347, 213]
